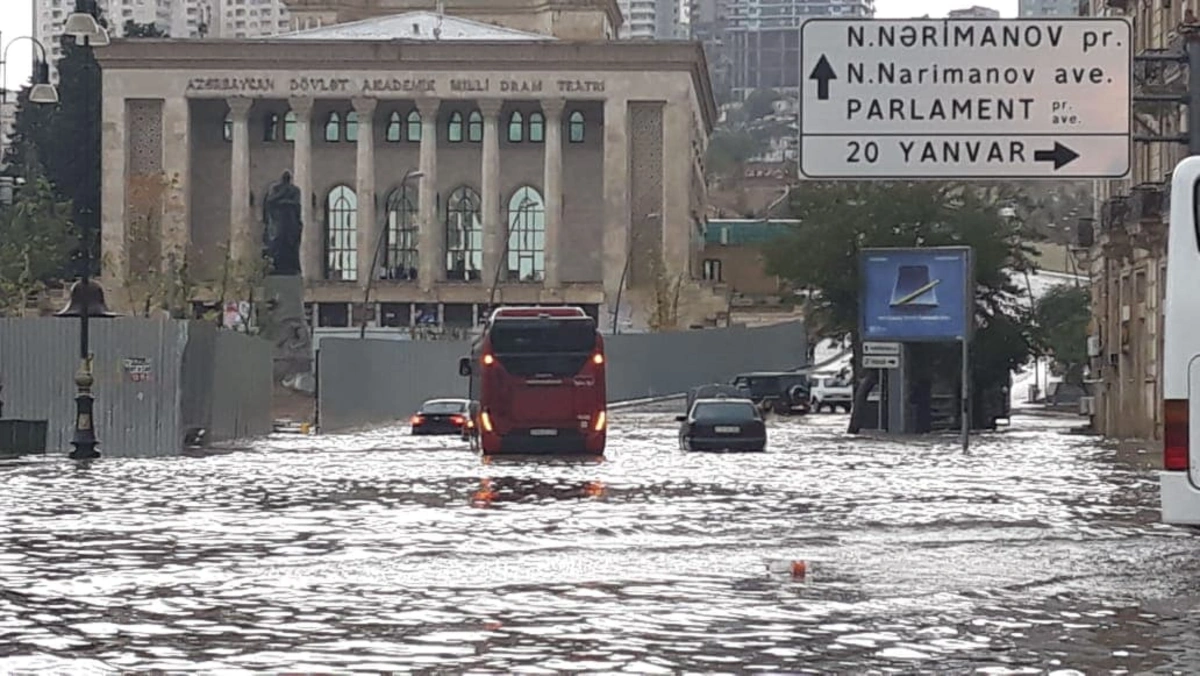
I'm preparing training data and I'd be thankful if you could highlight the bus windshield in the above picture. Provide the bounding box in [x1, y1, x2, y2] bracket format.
[487, 318, 598, 377]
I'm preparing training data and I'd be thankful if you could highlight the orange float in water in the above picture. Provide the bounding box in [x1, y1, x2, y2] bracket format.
[790, 561, 807, 578]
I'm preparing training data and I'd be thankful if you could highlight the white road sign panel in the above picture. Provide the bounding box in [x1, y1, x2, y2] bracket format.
[800, 18, 1131, 179]
[863, 355, 901, 369]
[863, 342, 901, 356]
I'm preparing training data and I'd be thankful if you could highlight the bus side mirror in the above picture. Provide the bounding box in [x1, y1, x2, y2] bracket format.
[458, 357, 471, 377]
[675, 415, 687, 422]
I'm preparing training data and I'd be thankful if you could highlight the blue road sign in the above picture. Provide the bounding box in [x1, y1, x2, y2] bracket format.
[860, 247, 973, 342]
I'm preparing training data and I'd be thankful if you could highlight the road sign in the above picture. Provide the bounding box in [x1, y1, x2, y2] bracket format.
[863, 342, 901, 356]
[863, 355, 900, 369]
[800, 18, 1131, 180]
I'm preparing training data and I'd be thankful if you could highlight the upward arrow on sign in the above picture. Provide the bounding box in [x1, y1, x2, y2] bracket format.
[808, 55, 836, 101]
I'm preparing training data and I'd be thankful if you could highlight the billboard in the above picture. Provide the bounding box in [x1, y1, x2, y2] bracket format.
[859, 247, 973, 342]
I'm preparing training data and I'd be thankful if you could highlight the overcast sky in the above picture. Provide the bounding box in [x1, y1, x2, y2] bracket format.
[0, 1, 1015, 90]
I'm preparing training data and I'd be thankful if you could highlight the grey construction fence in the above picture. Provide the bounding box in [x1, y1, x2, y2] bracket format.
[317, 320, 806, 432]
[0, 317, 273, 457]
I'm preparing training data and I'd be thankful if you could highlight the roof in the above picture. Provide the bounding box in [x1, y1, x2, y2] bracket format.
[705, 219, 800, 246]
[278, 11, 556, 42]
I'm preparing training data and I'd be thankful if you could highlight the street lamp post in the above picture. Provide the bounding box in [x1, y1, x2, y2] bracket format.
[359, 168, 423, 339]
[0, 33, 60, 205]
[54, 0, 112, 461]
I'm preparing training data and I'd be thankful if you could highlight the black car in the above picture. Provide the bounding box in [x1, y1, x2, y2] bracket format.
[676, 397, 768, 452]
[730, 371, 812, 415]
[411, 398, 472, 435]
[685, 383, 745, 413]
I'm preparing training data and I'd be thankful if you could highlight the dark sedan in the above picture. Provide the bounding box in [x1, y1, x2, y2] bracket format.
[411, 398, 472, 436]
[676, 398, 767, 452]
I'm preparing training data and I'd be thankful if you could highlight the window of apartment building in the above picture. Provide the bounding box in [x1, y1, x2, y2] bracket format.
[703, 259, 722, 282]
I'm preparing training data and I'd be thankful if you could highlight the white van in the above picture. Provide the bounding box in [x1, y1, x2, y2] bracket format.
[1160, 156, 1200, 525]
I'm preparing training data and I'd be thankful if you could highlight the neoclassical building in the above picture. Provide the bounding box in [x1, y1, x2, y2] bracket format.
[95, 0, 722, 332]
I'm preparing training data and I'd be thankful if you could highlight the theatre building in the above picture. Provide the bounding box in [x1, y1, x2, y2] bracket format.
[94, 0, 724, 333]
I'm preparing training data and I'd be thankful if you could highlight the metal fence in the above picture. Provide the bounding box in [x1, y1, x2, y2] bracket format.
[0, 318, 272, 457]
[316, 321, 806, 432]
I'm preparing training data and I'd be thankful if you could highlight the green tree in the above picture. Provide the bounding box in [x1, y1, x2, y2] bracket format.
[0, 175, 77, 315]
[706, 128, 761, 178]
[764, 181, 1041, 433]
[742, 88, 782, 121]
[1033, 283, 1090, 386]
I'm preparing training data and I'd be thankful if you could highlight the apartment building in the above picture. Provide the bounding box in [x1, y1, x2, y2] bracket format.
[1081, 0, 1196, 440]
[617, 0, 683, 39]
[1019, 0, 1081, 16]
[947, 5, 1001, 18]
[690, 0, 874, 102]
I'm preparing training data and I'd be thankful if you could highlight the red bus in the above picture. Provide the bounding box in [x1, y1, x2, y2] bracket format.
[458, 306, 607, 455]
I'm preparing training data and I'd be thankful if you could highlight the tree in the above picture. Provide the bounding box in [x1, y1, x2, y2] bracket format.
[1033, 283, 1090, 386]
[0, 175, 76, 316]
[706, 129, 761, 179]
[764, 181, 1041, 433]
[742, 88, 782, 121]
[122, 20, 168, 37]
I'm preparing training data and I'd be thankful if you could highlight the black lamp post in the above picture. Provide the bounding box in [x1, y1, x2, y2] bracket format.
[0, 34, 59, 204]
[55, 0, 113, 461]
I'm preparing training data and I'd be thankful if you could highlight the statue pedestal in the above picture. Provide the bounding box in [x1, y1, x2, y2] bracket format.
[259, 275, 313, 390]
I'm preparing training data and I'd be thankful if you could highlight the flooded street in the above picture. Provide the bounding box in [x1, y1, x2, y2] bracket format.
[2, 410, 1199, 673]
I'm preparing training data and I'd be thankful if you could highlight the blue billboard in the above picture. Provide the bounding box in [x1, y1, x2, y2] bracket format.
[859, 247, 973, 342]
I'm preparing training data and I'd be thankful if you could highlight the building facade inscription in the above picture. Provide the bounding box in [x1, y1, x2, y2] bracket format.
[184, 74, 608, 97]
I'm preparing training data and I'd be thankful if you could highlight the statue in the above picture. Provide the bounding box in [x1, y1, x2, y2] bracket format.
[262, 171, 303, 276]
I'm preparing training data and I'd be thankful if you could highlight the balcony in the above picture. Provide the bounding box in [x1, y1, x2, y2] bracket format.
[1104, 0, 1130, 11]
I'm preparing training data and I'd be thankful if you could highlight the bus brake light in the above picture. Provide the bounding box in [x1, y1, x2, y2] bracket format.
[1165, 399, 1189, 471]
[592, 353, 604, 365]
[481, 411, 494, 432]
[594, 410, 607, 431]
[483, 353, 495, 366]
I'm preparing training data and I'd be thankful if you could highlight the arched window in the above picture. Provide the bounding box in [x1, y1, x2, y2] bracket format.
[284, 110, 297, 142]
[325, 185, 358, 281]
[386, 111, 402, 142]
[407, 110, 422, 142]
[264, 113, 280, 142]
[445, 186, 482, 281]
[384, 184, 419, 281]
[568, 111, 585, 143]
[506, 186, 545, 282]
[324, 112, 341, 142]
[345, 111, 359, 142]
[528, 112, 545, 143]
[448, 111, 464, 143]
[222, 113, 232, 142]
[507, 111, 524, 143]
[468, 111, 483, 142]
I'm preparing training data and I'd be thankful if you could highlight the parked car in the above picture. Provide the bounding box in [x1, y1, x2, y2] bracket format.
[676, 397, 767, 452]
[685, 383, 745, 413]
[810, 373, 853, 413]
[730, 371, 812, 415]
[411, 398, 472, 436]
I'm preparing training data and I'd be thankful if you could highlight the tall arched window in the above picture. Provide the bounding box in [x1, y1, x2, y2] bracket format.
[384, 184, 419, 281]
[345, 111, 359, 142]
[264, 113, 280, 142]
[448, 111, 464, 143]
[507, 111, 524, 142]
[468, 111, 483, 142]
[325, 185, 358, 281]
[568, 111, 585, 143]
[223, 113, 232, 142]
[528, 112, 545, 143]
[386, 111, 403, 142]
[445, 186, 482, 281]
[284, 110, 297, 142]
[506, 186, 545, 282]
[407, 110, 422, 141]
[324, 112, 341, 142]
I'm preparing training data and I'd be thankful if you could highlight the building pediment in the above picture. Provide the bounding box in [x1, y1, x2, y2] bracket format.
[277, 11, 557, 41]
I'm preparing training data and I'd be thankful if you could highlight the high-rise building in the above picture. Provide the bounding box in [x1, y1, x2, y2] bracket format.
[33, 0, 292, 82]
[947, 5, 1001, 18]
[617, 0, 682, 39]
[1018, 0, 1080, 16]
[692, 0, 874, 102]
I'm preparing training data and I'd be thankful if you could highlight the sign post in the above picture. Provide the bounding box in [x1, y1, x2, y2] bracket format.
[860, 247, 974, 452]
[800, 18, 1132, 180]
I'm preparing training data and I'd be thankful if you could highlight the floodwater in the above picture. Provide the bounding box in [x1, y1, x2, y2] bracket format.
[1, 411, 1199, 674]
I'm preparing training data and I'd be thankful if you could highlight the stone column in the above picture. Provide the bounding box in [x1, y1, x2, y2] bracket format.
[416, 98, 441, 290]
[289, 96, 318, 281]
[541, 98, 565, 288]
[601, 98, 630, 326]
[479, 99, 504, 287]
[161, 97, 190, 273]
[353, 97, 378, 287]
[100, 96, 127, 287]
[661, 101, 692, 282]
[227, 97, 254, 265]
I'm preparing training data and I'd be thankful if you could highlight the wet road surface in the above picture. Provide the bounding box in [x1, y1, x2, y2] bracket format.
[1, 410, 1199, 673]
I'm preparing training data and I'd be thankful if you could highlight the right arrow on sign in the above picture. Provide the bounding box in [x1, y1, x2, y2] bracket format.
[809, 55, 837, 101]
[1033, 142, 1081, 170]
